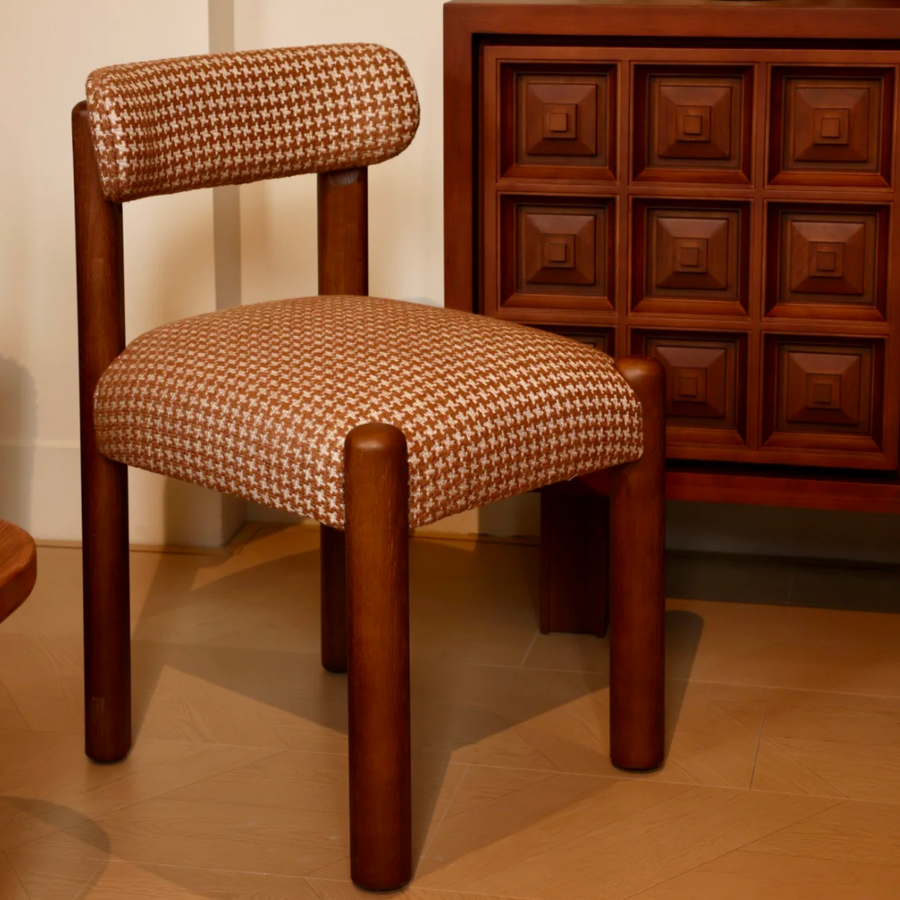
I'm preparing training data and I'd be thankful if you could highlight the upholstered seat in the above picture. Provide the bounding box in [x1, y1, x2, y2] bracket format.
[94, 294, 642, 528]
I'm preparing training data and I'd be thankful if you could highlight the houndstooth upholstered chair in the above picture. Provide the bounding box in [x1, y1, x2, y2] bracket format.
[72, 44, 666, 891]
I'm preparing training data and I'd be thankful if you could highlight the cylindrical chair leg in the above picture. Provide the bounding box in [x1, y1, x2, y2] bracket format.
[344, 423, 412, 890]
[73, 102, 132, 764]
[320, 524, 348, 673]
[609, 356, 666, 771]
[81, 452, 132, 762]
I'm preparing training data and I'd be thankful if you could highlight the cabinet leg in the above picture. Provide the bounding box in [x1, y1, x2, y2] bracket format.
[344, 423, 412, 890]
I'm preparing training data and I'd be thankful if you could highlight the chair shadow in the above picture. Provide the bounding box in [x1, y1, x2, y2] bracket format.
[124, 527, 704, 892]
[2, 798, 110, 890]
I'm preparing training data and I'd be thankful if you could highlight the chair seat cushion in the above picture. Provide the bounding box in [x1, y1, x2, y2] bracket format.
[94, 296, 643, 528]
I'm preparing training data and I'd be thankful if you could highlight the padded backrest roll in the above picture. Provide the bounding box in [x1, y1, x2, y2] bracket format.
[86, 43, 419, 202]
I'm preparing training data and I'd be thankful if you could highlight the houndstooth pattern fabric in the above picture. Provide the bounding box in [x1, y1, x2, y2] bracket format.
[93, 297, 643, 529]
[86, 44, 419, 202]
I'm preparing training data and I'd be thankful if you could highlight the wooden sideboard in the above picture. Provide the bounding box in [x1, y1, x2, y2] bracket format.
[444, 0, 900, 517]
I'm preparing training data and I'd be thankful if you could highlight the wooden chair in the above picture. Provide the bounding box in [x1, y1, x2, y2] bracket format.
[72, 43, 666, 891]
[0, 520, 37, 627]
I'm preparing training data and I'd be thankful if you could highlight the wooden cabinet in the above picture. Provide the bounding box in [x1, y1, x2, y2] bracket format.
[445, 0, 900, 512]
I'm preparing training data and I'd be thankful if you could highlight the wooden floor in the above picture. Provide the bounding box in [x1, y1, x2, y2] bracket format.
[1, 524, 899, 899]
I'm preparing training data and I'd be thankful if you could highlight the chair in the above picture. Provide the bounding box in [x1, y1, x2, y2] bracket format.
[0, 519, 36, 626]
[72, 43, 666, 891]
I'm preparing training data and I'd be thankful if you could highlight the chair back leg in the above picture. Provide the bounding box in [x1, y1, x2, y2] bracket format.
[73, 102, 132, 763]
[344, 422, 412, 889]
[320, 524, 348, 673]
[609, 356, 666, 771]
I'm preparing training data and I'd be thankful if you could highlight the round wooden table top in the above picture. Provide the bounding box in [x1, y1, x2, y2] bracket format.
[0, 519, 36, 623]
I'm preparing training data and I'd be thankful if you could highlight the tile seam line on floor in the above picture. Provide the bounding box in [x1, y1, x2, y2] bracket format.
[419, 763, 470, 859]
[2, 745, 285, 855]
[452, 782, 703, 893]
[68, 858, 106, 900]
[518, 629, 540, 667]
[732, 795, 847, 858]
[748, 703, 767, 790]
[306, 873, 542, 900]
[2, 852, 32, 900]
[682, 677, 900, 700]
[0, 678, 35, 734]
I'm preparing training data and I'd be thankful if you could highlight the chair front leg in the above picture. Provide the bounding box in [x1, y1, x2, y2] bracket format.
[344, 423, 412, 890]
[609, 356, 666, 771]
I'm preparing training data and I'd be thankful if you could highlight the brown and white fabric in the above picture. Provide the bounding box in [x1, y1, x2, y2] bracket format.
[94, 296, 643, 529]
[86, 44, 419, 202]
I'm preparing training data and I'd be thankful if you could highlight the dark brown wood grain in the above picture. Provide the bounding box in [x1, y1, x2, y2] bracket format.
[318, 168, 369, 296]
[0, 520, 36, 624]
[609, 356, 666, 771]
[72, 101, 133, 764]
[540, 484, 609, 636]
[344, 423, 412, 890]
[317, 167, 368, 677]
[445, 0, 900, 510]
[320, 525, 348, 673]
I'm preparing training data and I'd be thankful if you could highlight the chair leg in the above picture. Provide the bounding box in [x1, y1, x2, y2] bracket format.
[81, 451, 132, 762]
[540, 485, 609, 637]
[609, 356, 666, 771]
[320, 524, 348, 673]
[344, 423, 412, 890]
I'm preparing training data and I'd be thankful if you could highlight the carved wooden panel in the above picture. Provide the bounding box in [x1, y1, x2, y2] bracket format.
[769, 67, 893, 187]
[497, 196, 615, 313]
[633, 330, 747, 445]
[766, 204, 887, 320]
[500, 65, 616, 180]
[539, 326, 614, 355]
[763, 336, 884, 454]
[475, 42, 900, 471]
[633, 66, 753, 183]
[632, 201, 749, 316]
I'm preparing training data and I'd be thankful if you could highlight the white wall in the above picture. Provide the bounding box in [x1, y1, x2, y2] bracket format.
[2, 0, 898, 562]
[0, 0, 241, 546]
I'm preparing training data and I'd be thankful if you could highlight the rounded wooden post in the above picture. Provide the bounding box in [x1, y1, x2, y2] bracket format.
[317, 167, 368, 296]
[72, 102, 132, 763]
[609, 356, 666, 771]
[318, 167, 366, 676]
[344, 423, 412, 890]
[320, 525, 347, 673]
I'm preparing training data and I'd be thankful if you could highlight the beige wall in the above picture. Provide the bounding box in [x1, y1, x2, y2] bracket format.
[0, 0, 245, 547]
[2, 0, 898, 561]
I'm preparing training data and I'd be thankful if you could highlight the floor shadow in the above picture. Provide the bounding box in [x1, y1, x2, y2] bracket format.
[2, 798, 109, 891]
[121, 527, 701, 888]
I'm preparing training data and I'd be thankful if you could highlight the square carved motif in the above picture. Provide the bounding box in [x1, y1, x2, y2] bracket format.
[657, 83, 733, 160]
[522, 213, 597, 286]
[766, 205, 886, 318]
[499, 197, 614, 312]
[767, 338, 878, 442]
[770, 67, 893, 186]
[524, 83, 597, 156]
[632, 201, 749, 316]
[641, 333, 744, 436]
[510, 69, 614, 177]
[651, 213, 733, 294]
[633, 66, 752, 183]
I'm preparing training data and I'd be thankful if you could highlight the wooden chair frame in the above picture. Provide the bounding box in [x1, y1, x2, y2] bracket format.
[72, 100, 665, 891]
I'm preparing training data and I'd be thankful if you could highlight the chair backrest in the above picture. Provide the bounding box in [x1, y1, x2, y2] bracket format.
[85, 43, 420, 203]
